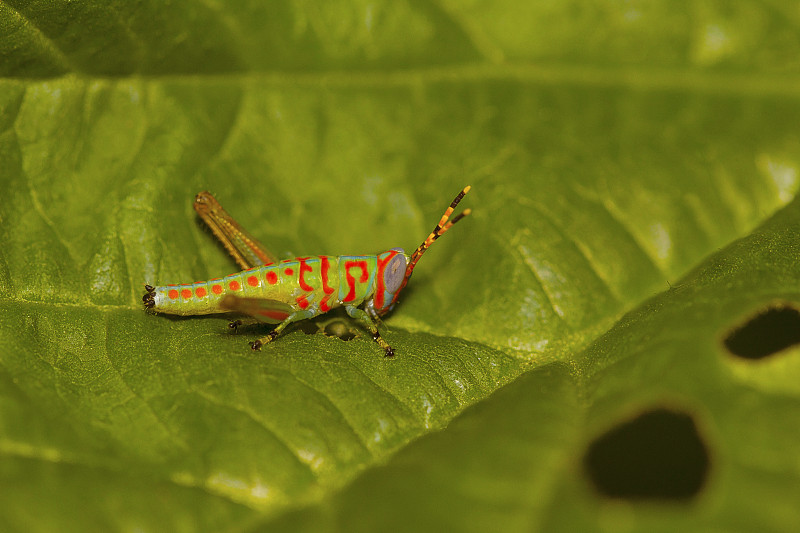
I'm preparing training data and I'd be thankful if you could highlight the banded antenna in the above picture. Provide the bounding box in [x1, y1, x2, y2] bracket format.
[397, 185, 472, 297]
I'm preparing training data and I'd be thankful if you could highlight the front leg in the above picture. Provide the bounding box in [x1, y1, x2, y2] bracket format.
[345, 305, 395, 357]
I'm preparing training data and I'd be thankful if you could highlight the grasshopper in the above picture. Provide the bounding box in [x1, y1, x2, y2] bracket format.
[144, 187, 471, 356]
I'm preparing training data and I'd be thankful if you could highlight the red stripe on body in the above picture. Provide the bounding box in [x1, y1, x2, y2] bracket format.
[298, 257, 314, 292]
[296, 294, 309, 309]
[320, 256, 334, 311]
[373, 251, 398, 310]
[343, 260, 369, 303]
[259, 309, 289, 321]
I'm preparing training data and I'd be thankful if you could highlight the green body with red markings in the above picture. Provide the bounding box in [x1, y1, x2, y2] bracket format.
[149, 252, 403, 321]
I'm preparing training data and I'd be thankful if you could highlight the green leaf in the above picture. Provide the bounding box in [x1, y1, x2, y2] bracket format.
[1, 1, 799, 531]
[267, 200, 800, 533]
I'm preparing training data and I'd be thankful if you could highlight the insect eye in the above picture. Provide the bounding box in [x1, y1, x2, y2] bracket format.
[383, 254, 407, 294]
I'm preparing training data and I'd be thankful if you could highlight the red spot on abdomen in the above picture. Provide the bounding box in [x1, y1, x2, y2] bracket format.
[266, 271, 278, 285]
[168, 289, 179, 300]
[181, 288, 192, 299]
[284, 268, 294, 276]
[247, 275, 259, 287]
[212, 284, 223, 295]
[229, 280, 240, 291]
[196, 287, 207, 298]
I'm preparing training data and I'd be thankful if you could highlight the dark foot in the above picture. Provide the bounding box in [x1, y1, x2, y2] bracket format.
[249, 331, 279, 351]
[228, 319, 242, 333]
[142, 285, 156, 309]
[372, 331, 395, 357]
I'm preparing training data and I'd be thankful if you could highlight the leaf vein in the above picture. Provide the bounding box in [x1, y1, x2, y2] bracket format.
[101, 320, 193, 453]
[191, 387, 317, 480]
[2, 3, 74, 73]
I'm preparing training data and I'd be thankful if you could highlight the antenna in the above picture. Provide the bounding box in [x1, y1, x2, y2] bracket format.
[400, 185, 472, 293]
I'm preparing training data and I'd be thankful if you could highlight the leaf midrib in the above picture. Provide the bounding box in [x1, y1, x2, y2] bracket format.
[2, 65, 799, 97]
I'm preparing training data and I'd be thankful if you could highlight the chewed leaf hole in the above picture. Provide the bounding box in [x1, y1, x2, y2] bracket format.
[296, 321, 320, 335]
[583, 408, 710, 500]
[323, 320, 357, 341]
[296, 317, 357, 340]
[724, 304, 800, 360]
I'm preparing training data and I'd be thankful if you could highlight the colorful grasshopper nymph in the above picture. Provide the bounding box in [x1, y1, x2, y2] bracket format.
[143, 187, 471, 356]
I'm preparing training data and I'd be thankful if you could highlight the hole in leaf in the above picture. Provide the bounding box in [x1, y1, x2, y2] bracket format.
[296, 321, 320, 335]
[323, 320, 356, 341]
[724, 304, 800, 360]
[584, 408, 710, 500]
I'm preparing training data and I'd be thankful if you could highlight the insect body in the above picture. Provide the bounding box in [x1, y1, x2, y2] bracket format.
[143, 186, 471, 356]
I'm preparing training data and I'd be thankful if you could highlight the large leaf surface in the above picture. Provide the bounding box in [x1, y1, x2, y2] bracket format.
[1, 1, 799, 531]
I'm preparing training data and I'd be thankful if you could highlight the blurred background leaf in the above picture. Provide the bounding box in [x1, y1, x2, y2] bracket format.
[1, 1, 799, 531]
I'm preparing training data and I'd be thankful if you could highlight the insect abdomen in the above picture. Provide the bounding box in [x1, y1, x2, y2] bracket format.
[148, 274, 250, 316]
